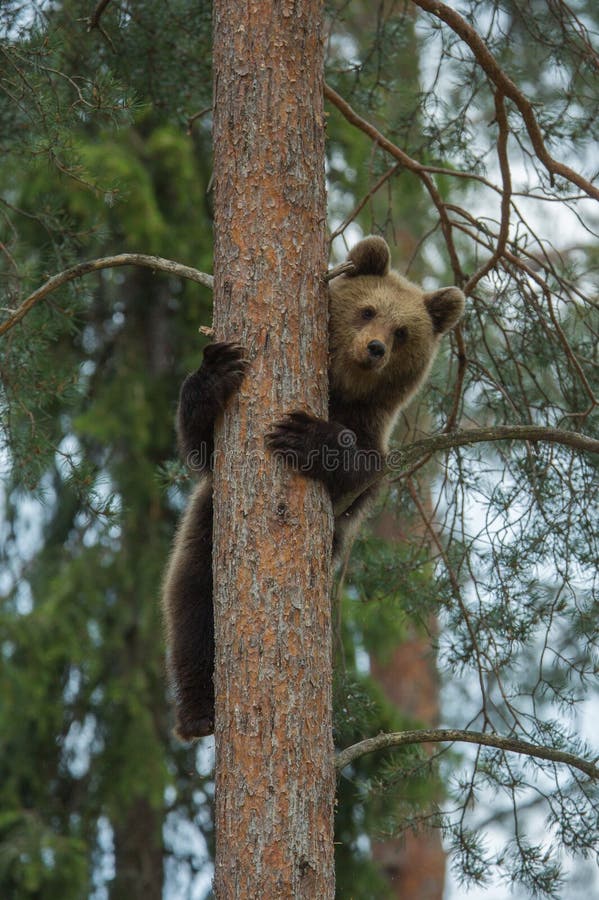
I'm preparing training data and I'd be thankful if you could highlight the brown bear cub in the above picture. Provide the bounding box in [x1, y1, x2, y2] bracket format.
[162, 236, 465, 740]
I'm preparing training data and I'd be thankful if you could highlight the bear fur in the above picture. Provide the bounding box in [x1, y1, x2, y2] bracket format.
[162, 236, 465, 740]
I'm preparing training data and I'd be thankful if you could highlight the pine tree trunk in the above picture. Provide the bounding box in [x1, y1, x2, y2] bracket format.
[370, 635, 445, 900]
[370, 414, 445, 900]
[211, 2, 334, 897]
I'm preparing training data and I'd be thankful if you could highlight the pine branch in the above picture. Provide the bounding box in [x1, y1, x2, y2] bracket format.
[87, 0, 112, 31]
[330, 424, 597, 520]
[388, 425, 599, 471]
[323, 82, 464, 282]
[410, 0, 599, 202]
[0, 254, 214, 336]
[336, 728, 599, 780]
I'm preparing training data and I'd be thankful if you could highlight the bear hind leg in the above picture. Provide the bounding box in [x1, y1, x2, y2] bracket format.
[162, 481, 215, 740]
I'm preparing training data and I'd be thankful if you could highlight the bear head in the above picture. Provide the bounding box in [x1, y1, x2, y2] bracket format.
[328, 236, 465, 405]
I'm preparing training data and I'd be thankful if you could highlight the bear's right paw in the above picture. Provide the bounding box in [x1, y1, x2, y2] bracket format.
[200, 341, 249, 403]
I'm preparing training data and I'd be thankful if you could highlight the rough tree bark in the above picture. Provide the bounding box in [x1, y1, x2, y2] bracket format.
[211, 2, 335, 898]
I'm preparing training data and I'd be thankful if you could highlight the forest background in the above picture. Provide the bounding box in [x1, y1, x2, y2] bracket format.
[1, 1, 598, 898]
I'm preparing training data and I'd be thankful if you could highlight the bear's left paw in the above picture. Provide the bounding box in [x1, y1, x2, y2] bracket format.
[265, 410, 324, 471]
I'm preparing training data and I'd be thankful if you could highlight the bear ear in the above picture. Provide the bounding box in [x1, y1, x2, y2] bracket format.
[347, 236, 390, 277]
[424, 287, 465, 334]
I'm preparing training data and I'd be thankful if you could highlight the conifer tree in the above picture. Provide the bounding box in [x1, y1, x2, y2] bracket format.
[1, 2, 598, 898]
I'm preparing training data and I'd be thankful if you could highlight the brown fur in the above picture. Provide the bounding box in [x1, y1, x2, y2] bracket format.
[162, 237, 464, 740]
[328, 251, 464, 437]
[269, 237, 464, 552]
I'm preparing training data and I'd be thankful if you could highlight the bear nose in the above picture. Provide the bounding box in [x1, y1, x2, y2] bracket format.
[367, 340, 386, 359]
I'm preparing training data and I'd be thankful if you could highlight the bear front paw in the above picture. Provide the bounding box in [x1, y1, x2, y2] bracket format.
[265, 410, 325, 472]
[200, 341, 249, 402]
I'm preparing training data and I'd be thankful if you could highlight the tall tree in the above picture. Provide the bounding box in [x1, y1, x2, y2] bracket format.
[211, 1, 334, 896]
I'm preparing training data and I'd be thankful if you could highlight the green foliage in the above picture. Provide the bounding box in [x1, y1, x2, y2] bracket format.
[1, 3, 216, 898]
[334, 667, 446, 899]
[334, 673, 412, 900]
[333, 511, 448, 896]
[342, 526, 438, 659]
[0, 810, 88, 900]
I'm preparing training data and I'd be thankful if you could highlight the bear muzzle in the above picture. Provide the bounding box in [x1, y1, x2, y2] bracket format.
[367, 339, 386, 359]
[354, 338, 388, 370]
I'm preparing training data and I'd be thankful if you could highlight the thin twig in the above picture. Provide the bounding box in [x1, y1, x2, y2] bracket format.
[324, 83, 464, 283]
[328, 163, 400, 244]
[186, 105, 212, 135]
[443, 323, 467, 433]
[464, 92, 512, 293]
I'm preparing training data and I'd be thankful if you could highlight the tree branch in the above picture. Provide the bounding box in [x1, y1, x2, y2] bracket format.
[324, 82, 464, 282]
[464, 91, 512, 294]
[0, 254, 214, 336]
[330, 424, 597, 521]
[87, 0, 113, 31]
[389, 425, 599, 477]
[328, 162, 400, 244]
[410, 0, 599, 202]
[336, 728, 599, 780]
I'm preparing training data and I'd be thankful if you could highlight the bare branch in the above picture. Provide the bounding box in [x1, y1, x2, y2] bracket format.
[186, 105, 212, 135]
[324, 83, 464, 282]
[328, 162, 400, 244]
[390, 425, 599, 476]
[410, 0, 599, 202]
[0, 254, 214, 336]
[407, 479, 491, 718]
[87, 0, 112, 31]
[1, 249, 387, 332]
[336, 728, 599, 780]
[443, 323, 467, 433]
[464, 91, 512, 294]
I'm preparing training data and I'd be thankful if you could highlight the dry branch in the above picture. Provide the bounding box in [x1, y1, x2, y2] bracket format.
[464, 92, 512, 294]
[324, 83, 463, 281]
[0, 254, 213, 336]
[336, 728, 599, 780]
[390, 425, 599, 472]
[410, 0, 599, 201]
[328, 163, 400, 244]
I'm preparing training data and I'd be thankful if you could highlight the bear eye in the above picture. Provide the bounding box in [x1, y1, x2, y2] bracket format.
[361, 307, 376, 320]
[395, 326, 408, 343]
